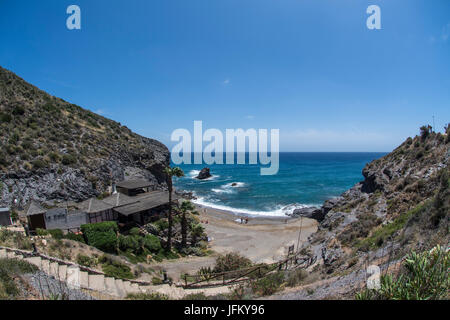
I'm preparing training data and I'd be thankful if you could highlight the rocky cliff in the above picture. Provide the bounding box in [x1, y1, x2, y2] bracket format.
[0, 66, 170, 207]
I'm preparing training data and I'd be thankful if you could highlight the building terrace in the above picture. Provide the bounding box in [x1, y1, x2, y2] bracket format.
[25, 180, 177, 232]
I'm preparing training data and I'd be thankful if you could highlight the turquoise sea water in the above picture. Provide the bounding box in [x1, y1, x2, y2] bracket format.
[173, 152, 387, 217]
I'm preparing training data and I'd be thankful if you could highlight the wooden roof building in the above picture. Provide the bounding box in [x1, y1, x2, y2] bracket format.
[0, 207, 12, 226]
[113, 190, 177, 217]
[115, 180, 153, 196]
[102, 193, 138, 208]
[25, 201, 47, 230]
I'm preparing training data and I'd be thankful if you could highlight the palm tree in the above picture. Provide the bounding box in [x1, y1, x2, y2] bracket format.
[190, 223, 205, 245]
[164, 166, 184, 251]
[179, 200, 196, 247]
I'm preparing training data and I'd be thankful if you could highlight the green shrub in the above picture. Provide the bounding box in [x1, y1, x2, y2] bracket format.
[36, 228, 49, 236]
[48, 152, 60, 162]
[32, 159, 47, 170]
[153, 219, 169, 232]
[0, 113, 12, 123]
[129, 227, 141, 237]
[142, 234, 161, 253]
[0, 153, 9, 167]
[152, 277, 163, 285]
[42, 102, 60, 114]
[190, 223, 206, 244]
[0, 229, 32, 250]
[76, 254, 97, 267]
[21, 141, 34, 150]
[64, 232, 85, 243]
[12, 106, 25, 116]
[61, 154, 77, 165]
[0, 258, 38, 299]
[213, 253, 252, 273]
[99, 255, 134, 279]
[420, 125, 431, 140]
[126, 292, 169, 300]
[81, 222, 118, 253]
[358, 202, 429, 250]
[182, 292, 208, 300]
[88, 230, 117, 253]
[356, 245, 449, 300]
[250, 272, 285, 296]
[154, 249, 179, 262]
[48, 229, 63, 240]
[81, 221, 118, 234]
[118, 235, 141, 254]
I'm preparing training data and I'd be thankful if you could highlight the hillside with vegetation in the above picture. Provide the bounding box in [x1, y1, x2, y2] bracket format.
[272, 126, 449, 299]
[0, 66, 170, 207]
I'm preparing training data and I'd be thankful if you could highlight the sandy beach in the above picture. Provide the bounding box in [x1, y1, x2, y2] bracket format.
[149, 203, 318, 281]
[196, 204, 318, 264]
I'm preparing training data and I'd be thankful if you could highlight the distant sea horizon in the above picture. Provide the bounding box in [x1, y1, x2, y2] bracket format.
[172, 152, 388, 217]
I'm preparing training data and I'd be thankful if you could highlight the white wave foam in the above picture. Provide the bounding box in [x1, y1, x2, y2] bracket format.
[189, 170, 200, 177]
[210, 181, 246, 194]
[211, 188, 234, 194]
[188, 170, 219, 180]
[203, 174, 220, 181]
[192, 197, 311, 217]
[223, 182, 247, 188]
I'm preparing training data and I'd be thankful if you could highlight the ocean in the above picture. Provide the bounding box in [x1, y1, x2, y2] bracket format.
[172, 152, 387, 217]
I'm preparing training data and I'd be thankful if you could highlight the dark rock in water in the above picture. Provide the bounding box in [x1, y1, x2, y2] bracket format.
[231, 183, 238, 187]
[196, 168, 212, 180]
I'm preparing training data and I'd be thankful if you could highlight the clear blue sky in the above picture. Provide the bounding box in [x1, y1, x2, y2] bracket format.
[1, 0, 449, 151]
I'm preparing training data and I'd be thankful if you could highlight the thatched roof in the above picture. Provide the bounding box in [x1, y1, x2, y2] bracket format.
[78, 198, 113, 213]
[26, 201, 46, 216]
[102, 193, 138, 208]
[116, 180, 153, 190]
[113, 191, 177, 216]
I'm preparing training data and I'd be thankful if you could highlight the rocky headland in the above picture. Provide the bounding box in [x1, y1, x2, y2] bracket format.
[0, 66, 170, 207]
[280, 126, 449, 298]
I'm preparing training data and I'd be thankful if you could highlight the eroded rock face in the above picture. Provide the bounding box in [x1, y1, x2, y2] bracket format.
[0, 153, 170, 207]
[291, 197, 344, 222]
[292, 207, 323, 220]
[298, 132, 449, 280]
[196, 168, 211, 180]
[321, 246, 344, 273]
[361, 166, 390, 193]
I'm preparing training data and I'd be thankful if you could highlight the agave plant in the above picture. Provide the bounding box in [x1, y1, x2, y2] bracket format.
[356, 245, 449, 300]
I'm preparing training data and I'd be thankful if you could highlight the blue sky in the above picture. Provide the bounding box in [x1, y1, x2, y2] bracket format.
[0, 0, 449, 152]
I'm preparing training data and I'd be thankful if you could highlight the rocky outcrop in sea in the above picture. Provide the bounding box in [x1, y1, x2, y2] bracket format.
[196, 168, 212, 180]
